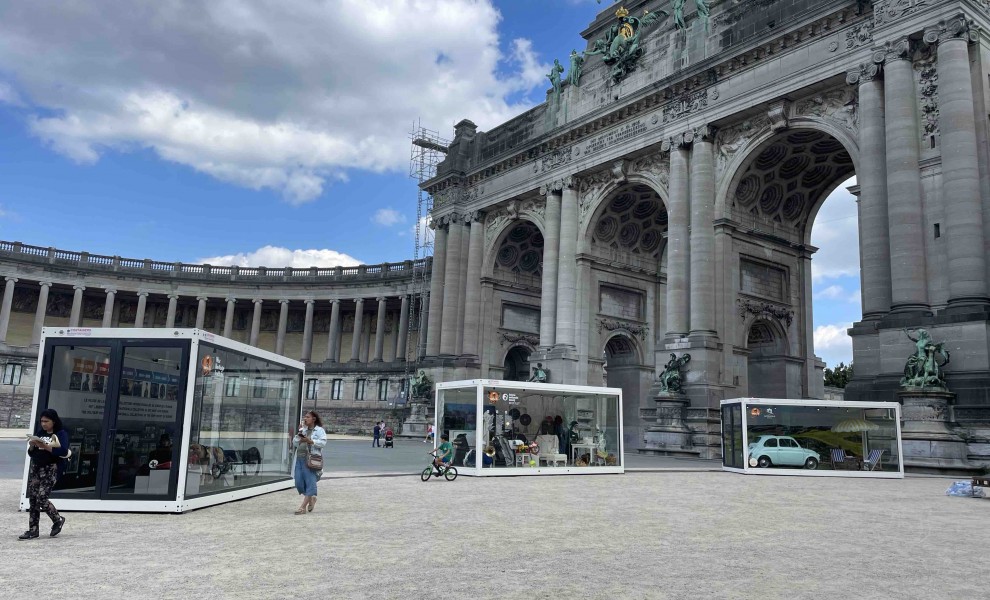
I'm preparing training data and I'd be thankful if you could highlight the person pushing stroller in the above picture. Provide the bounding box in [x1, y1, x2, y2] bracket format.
[383, 426, 394, 448]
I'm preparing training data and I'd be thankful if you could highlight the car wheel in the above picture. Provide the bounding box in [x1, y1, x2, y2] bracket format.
[757, 455, 772, 468]
[804, 457, 819, 470]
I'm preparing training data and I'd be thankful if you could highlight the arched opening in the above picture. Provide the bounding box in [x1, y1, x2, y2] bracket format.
[603, 333, 650, 448]
[503, 346, 531, 382]
[746, 319, 792, 398]
[727, 126, 858, 398]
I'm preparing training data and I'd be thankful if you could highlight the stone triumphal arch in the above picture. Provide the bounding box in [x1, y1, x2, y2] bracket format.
[3, 1, 990, 465]
[419, 0, 990, 459]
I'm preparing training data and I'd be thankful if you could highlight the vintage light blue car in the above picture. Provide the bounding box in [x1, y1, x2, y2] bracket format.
[748, 435, 820, 469]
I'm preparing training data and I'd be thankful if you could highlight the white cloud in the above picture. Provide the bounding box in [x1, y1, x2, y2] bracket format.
[372, 208, 406, 227]
[814, 322, 853, 368]
[197, 245, 362, 268]
[815, 285, 844, 300]
[810, 179, 859, 283]
[0, 1, 548, 203]
[408, 215, 435, 246]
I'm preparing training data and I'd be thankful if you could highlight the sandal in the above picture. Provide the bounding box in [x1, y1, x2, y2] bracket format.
[294, 508, 307, 515]
[307, 504, 314, 512]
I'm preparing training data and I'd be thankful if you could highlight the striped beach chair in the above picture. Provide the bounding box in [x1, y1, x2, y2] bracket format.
[830, 448, 849, 470]
[864, 449, 885, 471]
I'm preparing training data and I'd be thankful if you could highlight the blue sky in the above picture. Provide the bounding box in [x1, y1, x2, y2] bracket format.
[0, 0, 858, 367]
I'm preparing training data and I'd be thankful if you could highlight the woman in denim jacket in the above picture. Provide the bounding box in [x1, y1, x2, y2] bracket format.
[292, 411, 327, 515]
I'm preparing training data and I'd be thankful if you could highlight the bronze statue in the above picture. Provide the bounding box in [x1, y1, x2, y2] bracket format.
[528, 362, 549, 383]
[567, 49, 585, 87]
[658, 353, 691, 393]
[900, 329, 951, 389]
[411, 370, 434, 399]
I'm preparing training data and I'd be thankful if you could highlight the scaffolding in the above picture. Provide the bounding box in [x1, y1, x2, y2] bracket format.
[404, 121, 448, 392]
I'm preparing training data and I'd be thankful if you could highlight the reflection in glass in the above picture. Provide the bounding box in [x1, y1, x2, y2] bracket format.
[185, 343, 300, 497]
[47, 346, 113, 495]
[744, 404, 900, 472]
[108, 346, 186, 496]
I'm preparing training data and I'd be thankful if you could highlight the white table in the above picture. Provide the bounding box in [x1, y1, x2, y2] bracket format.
[572, 443, 598, 466]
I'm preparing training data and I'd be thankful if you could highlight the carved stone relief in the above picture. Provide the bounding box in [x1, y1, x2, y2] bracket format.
[46, 292, 71, 318]
[598, 317, 649, 341]
[873, 0, 930, 26]
[12, 288, 38, 313]
[630, 151, 669, 189]
[737, 298, 794, 327]
[82, 298, 104, 320]
[578, 169, 622, 226]
[498, 329, 539, 348]
[915, 47, 938, 139]
[662, 88, 719, 124]
[715, 115, 772, 183]
[794, 87, 858, 133]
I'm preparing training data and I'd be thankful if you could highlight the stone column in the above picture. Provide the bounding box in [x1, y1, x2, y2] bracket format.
[134, 292, 148, 328]
[555, 179, 578, 348]
[195, 296, 208, 329]
[275, 299, 290, 355]
[373, 296, 387, 362]
[456, 220, 471, 355]
[350, 298, 365, 362]
[425, 220, 448, 356]
[327, 299, 341, 362]
[165, 294, 179, 328]
[540, 189, 562, 348]
[69, 285, 85, 327]
[396, 294, 410, 361]
[847, 64, 892, 319]
[689, 129, 716, 336]
[223, 298, 236, 338]
[417, 295, 429, 360]
[927, 21, 989, 306]
[462, 213, 485, 358]
[301, 299, 315, 361]
[31, 282, 51, 345]
[440, 215, 465, 356]
[0, 277, 17, 343]
[883, 38, 929, 312]
[101, 288, 116, 328]
[665, 140, 690, 338]
[249, 299, 263, 346]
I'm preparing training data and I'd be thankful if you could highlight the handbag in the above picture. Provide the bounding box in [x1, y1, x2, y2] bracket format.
[306, 451, 323, 471]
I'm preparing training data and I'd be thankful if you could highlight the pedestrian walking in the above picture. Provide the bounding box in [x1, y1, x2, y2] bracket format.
[423, 423, 434, 443]
[372, 422, 381, 447]
[20, 408, 69, 540]
[292, 411, 326, 515]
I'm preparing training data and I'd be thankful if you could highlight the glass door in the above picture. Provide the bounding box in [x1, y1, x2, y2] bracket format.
[45, 344, 114, 497]
[101, 342, 189, 499]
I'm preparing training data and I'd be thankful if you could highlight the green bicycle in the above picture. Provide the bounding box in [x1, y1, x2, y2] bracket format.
[421, 450, 457, 482]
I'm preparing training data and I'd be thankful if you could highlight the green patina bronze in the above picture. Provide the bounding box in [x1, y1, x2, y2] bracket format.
[673, 0, 710, 32]
[567, 49, 585, 87]
[658, 353, 691, 394]
[547, 58, 564, 104]
[587, 6, 668, 83]
[900, 329, 951, 389]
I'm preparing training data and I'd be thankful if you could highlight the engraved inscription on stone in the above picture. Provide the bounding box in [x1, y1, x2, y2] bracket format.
[501, 303, 540, 334]
[584, 120, 649, 155]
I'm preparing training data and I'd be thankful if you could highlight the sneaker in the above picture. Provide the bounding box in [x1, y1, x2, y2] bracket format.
[18, 530, 39, 540]
[50, 516, 65, 537]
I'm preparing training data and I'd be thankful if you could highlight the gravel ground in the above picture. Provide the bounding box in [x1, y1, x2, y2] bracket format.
[0, 472, 986, 599]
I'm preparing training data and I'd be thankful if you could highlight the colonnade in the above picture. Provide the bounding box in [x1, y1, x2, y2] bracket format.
[0, 277, 415, 364]
[849, 18, 989, 317]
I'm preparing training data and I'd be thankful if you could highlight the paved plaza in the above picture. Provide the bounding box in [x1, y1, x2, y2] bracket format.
[0, 465, 985, 599]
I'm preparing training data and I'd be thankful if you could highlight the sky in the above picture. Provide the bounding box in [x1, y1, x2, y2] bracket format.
[0, 0, 859, 368]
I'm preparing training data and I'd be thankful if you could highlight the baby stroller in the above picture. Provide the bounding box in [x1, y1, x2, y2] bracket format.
[383, 428, 394, 448]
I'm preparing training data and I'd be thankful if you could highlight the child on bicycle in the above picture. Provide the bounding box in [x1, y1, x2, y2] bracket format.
[433, 433, 453, 475]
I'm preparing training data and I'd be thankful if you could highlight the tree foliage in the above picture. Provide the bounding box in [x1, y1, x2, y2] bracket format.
[824, 362, 853, 388]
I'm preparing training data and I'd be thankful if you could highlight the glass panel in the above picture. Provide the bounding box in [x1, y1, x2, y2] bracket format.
[185, 343, 300, 497]
[47, 346, 113, 494]
[721, 404, 744, 469]
[438, 387, 477, 467]
[479, 386, 621, 469]
[108, 346, 185, 496]
[745, 404, 900, 471]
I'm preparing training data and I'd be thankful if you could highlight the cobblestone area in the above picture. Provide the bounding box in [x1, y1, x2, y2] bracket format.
[0, 472, 985, 599]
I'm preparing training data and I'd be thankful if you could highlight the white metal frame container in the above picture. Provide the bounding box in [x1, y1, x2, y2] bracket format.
[435, 380, 624, 477]
[20, 327, 304, 513]
[720, 398, 904, 479]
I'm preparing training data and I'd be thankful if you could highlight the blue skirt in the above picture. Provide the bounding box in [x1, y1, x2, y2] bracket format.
[294, 456, 319, 496]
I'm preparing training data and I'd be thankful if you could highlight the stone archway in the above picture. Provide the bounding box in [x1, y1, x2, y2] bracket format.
[724, 126, 859, 399]
[503, 346, 531, 382]
[603, 332, 652, 449]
